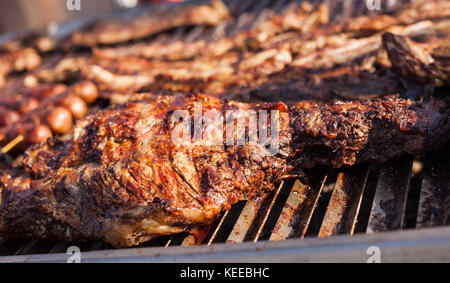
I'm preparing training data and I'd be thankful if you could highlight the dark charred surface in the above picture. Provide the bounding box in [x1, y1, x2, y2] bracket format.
[383, 32, 450, 86]
[0, 0, 449, 250]
[228, 66, 403, 105]
[290, 95, 450, 169]
[0, 94, 291, 247]
[0, 93, 448, 247]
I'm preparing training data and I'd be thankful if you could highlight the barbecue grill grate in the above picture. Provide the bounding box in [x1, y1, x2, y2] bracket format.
[1, 147, 447, 257]
[0, 0, 448, 261]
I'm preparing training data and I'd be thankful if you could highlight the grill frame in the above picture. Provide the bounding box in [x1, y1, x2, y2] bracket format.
[2, 227, 450, 263]
[0, 0, 448, 262]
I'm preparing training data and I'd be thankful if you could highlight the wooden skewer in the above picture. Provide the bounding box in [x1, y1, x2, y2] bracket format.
[1, 135, 24, 154]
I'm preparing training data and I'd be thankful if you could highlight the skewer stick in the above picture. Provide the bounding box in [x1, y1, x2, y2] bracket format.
[1, 135, 24, 154]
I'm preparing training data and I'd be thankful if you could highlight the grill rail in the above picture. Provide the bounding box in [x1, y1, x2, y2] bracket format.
[3, 226, 450, 263]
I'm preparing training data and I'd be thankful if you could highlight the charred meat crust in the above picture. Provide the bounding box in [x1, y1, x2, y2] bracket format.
[0, 94, 291, 247]
[0, 94, 448, 247]
[383, 32, 450, 86]
[290, 95, 449, 169]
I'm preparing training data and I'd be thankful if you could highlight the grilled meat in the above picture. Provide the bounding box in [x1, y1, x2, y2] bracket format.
[291, 20, 436, 69]
[0, 0, 449, 249]
[34, 47, 293, 95]
[0, 48, 41, 87]
[0, 94, 448, 247]
[290, 95, 449, 169]
[91, 0, 450, 63]
[93, 2, 329, 61]
[228, 66, 403, 104]
[0, 94, 291, 247]
[383, 32, 450, 86]
[32, 57, 89, 85]
[344, 0, 450, 34]
[33, 12, 449, 98]
[82, 51, 400, 101]
[71, 0, 230, 47]
[36, 19, 444, 98]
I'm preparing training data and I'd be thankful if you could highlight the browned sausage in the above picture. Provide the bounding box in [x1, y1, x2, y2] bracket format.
[27, 124, 53, 144]
[60, 94, 88, 119]
[72, 80, 98, 104]
[46, 106, 73, 134]
[0, 108, 20, 127]
[0, 84, 67, 114]
[18, 98, 40, 114]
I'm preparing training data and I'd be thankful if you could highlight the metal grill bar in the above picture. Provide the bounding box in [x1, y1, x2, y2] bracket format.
[49, 242, 69, 254]
[417, 151, 450, 228]
[5, 227, 450, 263]
[226, 0, 264, 35]
[226, 181, 284, 243]
[181, 211, 229, 246]
[185, 25, 206, 42]
[270, 174, 327, 241]
[223, 0, 242, 16]
[319, 166, 369, 237]
[226, 199, 264, 243]
[367, 156, 414, 233]
[14, 240, 38, 256]
[267, 181, 302, 239]
[269, 180, 310, 241]
[252, 182, 285, 242]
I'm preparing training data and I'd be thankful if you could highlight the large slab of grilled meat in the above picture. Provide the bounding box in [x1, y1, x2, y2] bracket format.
[0, 94, 448, 247]
[0, 0, 449, 248]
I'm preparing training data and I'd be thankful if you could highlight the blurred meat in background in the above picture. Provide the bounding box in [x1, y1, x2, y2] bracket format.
[0, 0, 185, 34]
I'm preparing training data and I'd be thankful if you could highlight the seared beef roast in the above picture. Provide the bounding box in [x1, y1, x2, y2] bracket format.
[0, 94, 448, 247]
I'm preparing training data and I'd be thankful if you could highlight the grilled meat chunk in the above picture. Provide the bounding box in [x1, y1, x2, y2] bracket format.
[290, 95, 450, 169]
[93, 2, 329, 61]
[71, 0, 230, 47]
[383, 32, 450, 86]
[91, 0, 450, 62]
[291, 20, 437, 69]
[344, 0, 450, 34]
[0, 94, 448, 247]
[0, 48, 41, 87]
[35, 48, 293, 95]
[0, 94, 291, 247]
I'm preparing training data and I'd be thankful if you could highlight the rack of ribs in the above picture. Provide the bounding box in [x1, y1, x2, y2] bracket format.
[92, 2, 330, 61]
[32, 17, 448, 97]
[0, 93, 448, 247]
[91, 0, 450, 62]
[70, 0, 230, 47]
